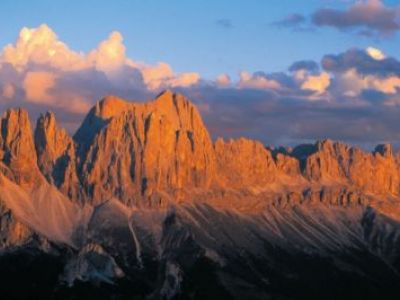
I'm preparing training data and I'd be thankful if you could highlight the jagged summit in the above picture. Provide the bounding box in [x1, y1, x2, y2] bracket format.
[374, 143, 393, 157]
[0, 91, 400, 207]
[0, 108, 44, 187]
[93, 95, 132, 120]
[74, 91, 215, 205]
[1, 92, 400, 299]
[74, 91, 195, 145]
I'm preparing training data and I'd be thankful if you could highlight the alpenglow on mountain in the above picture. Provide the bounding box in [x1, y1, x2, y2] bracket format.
[1, 90, 400, 299]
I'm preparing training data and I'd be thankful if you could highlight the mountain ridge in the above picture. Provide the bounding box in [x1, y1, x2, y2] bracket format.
[1, 91, 400, 298]
[1, 90, 400, 207]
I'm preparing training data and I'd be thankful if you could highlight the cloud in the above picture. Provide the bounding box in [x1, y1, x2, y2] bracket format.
[216, 74, 231, 87]
[87, 31, 126, 73]
[366, 47, 385, 60]
[322, 48, 400, 76]
[370, 76, 400, 94]
[2, 83, 15, 99]
[23, 71, 56, 103]
[1, 24, 86, 71]
[289, 60, 319, 73]
[182, 84, 400, 148]
[272, 14, 306, 28]
[2, 25, 400, 147]
[141, 62, 173, 90]
[312, 0, 400, 37]
[238, 71, 281, 90]
[0, 24, 200, 116]
[300, 72, 330, 95]
[182, 46, 400, 147]
[216, 19, 233, 29]
[343, 70, 400, 96]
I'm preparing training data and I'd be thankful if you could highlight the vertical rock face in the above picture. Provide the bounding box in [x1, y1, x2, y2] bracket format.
[303, 140, 349, 183]
[0, 109, 43, 188]
[302, 140, 400, 195]
[0, 109, 39, 249]
[214, 138, 277, 188]
[35, 112, 80, 200]
[274, 152, 301, 177]
[76, 91, 216, 206]
[0, 91, 400, 208]
[0, 199, 32, 248]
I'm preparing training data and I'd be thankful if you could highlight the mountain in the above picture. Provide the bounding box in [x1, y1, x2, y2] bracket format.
[1, 91, 400, 299]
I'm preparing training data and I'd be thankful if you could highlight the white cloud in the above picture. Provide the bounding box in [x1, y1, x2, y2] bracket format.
[335, 68, 400, 97]
[366, 47, 385, 60]
[140, 62, 199, 90]
[1, 24, 86, 71]
[87, 31, 126, 73]
[0, 24, 201, 113]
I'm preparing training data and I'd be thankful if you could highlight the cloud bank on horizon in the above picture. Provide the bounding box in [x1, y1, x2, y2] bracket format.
[0, 21, 400, 148]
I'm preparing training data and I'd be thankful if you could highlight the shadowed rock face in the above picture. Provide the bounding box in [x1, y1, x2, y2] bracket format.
[35, 112, 81, 200]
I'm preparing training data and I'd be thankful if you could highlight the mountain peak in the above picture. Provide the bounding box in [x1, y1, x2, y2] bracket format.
[95, 95, 131, 120]
[1, 108, 33, 153]
[374, 144, 393, 158]
[37, 111, 56, 131]
[34, 112, 79, 198]
[0, 108, 43, 187]
[156, 89, 174, 99]
[73, 91, 215, 205]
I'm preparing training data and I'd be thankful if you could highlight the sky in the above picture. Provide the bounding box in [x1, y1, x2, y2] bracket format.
[1, 0, 400, 148]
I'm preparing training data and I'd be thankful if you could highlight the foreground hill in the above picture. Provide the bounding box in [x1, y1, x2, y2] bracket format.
[1, 91, 400, 299]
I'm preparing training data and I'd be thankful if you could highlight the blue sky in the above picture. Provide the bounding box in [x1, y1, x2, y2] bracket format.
[1, 0, 399, 79]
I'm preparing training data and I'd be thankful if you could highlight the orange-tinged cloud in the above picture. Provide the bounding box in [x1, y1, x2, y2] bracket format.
[169, 72, 200, 87]
[301, 72, 330, 94]
[23, 71, 56, 103]
[141, 62, 174, 90]
[0, 24, 204, 114]
[238, 71, 281, 90]
[369, 76, 400, 94]
[336, 68, 400, 97]
[216, 74, 231, 87]
[141, 62, 199, 90]
[2, 83, 15, 99]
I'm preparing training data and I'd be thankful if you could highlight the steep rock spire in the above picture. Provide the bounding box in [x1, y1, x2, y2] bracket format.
[0, 108, 43, 187]
[35, 112, 80, 200]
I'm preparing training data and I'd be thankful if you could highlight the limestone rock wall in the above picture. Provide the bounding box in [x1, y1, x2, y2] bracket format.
[0, 91, 399, 208]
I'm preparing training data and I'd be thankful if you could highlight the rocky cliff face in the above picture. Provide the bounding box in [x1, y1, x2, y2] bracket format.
[73, 91, 216, 206]
[35, 112, 81, 200]
[214, 138, 277, 188]
[0, 91, 399, 208]
[0, 109, 44, 188]
[1, 91, 400, 299]
[299, 139, 400, 195]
